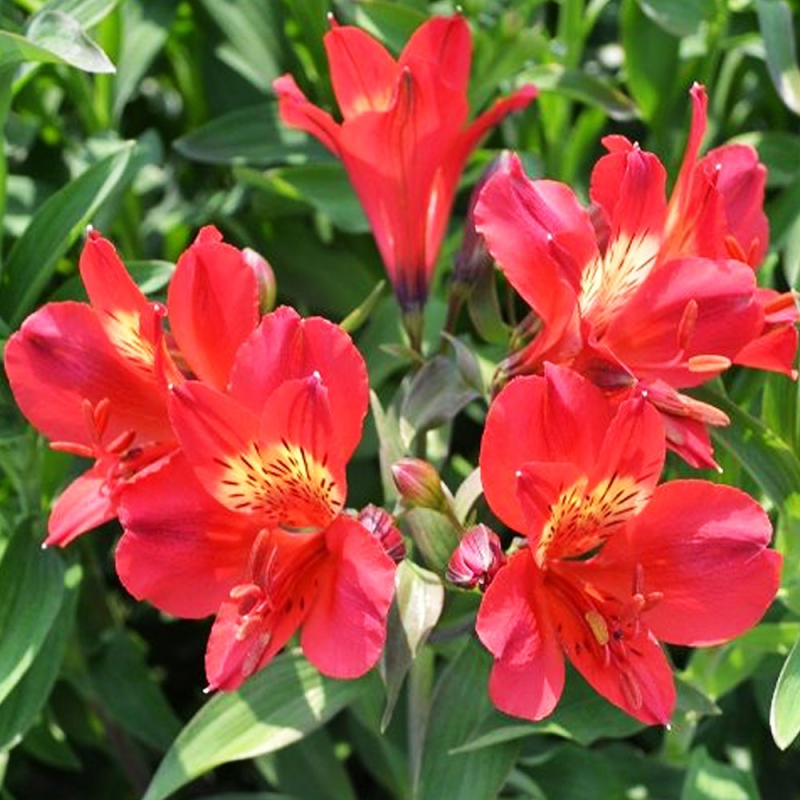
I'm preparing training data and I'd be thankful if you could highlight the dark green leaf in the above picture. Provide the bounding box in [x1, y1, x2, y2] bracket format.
[0, 143, 134, 327]
[519, 63, 638, 121]
[352, 2, 428, 53]
[142, 651, 369, 800]
[403, 508, 461, 574]
[415, 639, 519, 800]
[174, 104, 326, 167]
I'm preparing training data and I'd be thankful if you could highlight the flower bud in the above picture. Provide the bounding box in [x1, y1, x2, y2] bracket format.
[358, 504, 406, 564]
[243, 247, 276, 313]
[391, 458, 449, 512]
[446, 524, 505, 590]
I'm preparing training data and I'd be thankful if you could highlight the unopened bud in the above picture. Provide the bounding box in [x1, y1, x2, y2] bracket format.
[391, 458, 449, 512]
[243, 247, 276, 313]
[358, 504, 406, 563]
[446, 524, 505, 590]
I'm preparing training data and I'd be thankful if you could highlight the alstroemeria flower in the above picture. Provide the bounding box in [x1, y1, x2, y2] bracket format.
[4, 226, 259, 545]
[116, 307, 396, 690]
[476, 84, 797, 468]
[273, 14, 535, 321]
[475, 364, 780, 724]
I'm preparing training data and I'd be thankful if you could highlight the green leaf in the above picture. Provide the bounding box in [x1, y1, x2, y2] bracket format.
[770, 634, 800, 749]
[0, 522, 65, 708]
[519, 63, 638, 121]
[0, 143, 134, 327]
[175, 104, 326, 167]
[380, 561, 444, 730]
[340, 280, 386, 334]
[453, 467, 483, 524]
[694, 386, 800, 509]
[113, 0, 175, 119]
[369, 390, 406, 503]
[2, 10, 115, 73]
[403, 508, 461, 574]
[352, 2, 428, 53]
[621, 0, 679, 122]
[525, 743, 628, 800]
[637, 0, 716, 37]
[236, 163, 368, 234]
[757, 0, 800, 115]
[143, 651, 369, 800]
[415, 639, 520, 800]
[730, 131, 800, 188]
[89, 630, 182, 751]
[39, 0, 121, 28]
[680, 748, 760, 800]
[198, 0, 285, 91]
[0, 561, 80, 751]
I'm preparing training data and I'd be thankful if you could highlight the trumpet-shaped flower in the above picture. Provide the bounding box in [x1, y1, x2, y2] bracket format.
[273, 14, 535, 317]
[475, 364, 780, 724]
[116, 307, 396, 689]
[3, 227, 260, 545]
[475, 84, 797, 468]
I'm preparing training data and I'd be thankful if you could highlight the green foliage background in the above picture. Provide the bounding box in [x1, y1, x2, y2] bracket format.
[1, 0, 800, 798]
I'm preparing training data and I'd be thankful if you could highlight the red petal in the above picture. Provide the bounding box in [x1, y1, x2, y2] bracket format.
[603, 257, 761, 388]
[734, 322, 798, 378]
[79, 230, 151, 323]
[400, 14, 472, 97]
[116, 455, 253, 619]
[475, 154, 596, 310]
[609, 480, 781, 646]
[551, 589, 676, 725]
[481, 367, 612, 533]
[46, 464, 116, 547]
[273, 74, 342, 156]
[476, 550, 565, 720]
[301, 516, 396, 678]
[167, 228, 259, 390]
[516, 461, 583, 542]
[5, 302, 170, 444]
[668, 83, 708, 224]
[324, 25, 399, 119]
[229, 307, 369, 460]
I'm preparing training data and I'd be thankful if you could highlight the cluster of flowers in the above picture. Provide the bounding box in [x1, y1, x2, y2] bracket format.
[4, 13, 796, 725]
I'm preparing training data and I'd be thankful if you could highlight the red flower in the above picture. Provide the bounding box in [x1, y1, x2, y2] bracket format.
[475, 84, 797, 468]
[116, 307, 396, 690]
[475, 364, 780, 724]
[273, 14, 535, 315]
[3, 227, 260, 545]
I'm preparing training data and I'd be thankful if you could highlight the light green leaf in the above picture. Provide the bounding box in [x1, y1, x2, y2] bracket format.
[453, 467, 483, 525]
[757, 0, 800, 115]
[0, 561, 80, 751]
[681, 748, 760, 800]
[403, 508, 461, 574]
[0, 143, 134, 327]
[143, 651, 369, 800]
[39, 0, 121, 28]
[519, 63, 638, 121]
[0, 522, 65, 709]
[637, 0, 716, 37]
[352, 2, 427, 53]
[23, 10, 113, 72]
[340, 281, 386, 334]
[380, 561, 444, 730]
[770, 634, 800, 749]
[369, 389, 406, 503]
[175, 104, 326, 166]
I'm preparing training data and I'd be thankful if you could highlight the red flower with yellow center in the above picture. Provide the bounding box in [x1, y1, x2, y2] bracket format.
[116, 307, 397, 690]
[475, 364, 780, 724]
[4, 226, 260, 545]
[475, 84, 797, 468]
[273, 13, 535, 325]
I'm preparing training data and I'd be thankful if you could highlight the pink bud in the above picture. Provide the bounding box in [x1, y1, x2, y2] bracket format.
[242, 247, 276, 313]
[358, 504, 406, 564]
[446, 524, 506, 590]
[391, 458, 448, 512]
